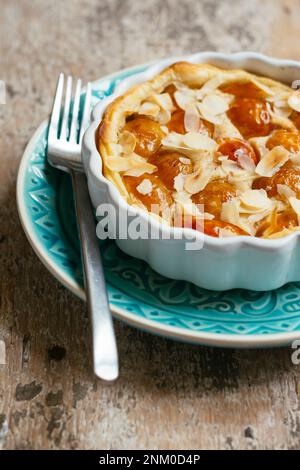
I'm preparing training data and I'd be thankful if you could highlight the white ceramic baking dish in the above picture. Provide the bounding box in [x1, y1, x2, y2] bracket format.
[83, 52, 300, 291]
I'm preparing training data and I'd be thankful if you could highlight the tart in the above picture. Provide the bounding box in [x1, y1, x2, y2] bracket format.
[97, 61, 300, 238]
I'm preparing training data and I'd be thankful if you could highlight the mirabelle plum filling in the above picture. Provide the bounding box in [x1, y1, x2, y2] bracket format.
[266, 129, 300, 153]
[218, 138, 258, 165]
[256, 210, 298, 237]
[166, 108, 214, 136]
[203, 220, 248, 237]
[192, 181, 237, 217]
[173, 215, 248, 237]
[99, 67, 300, 239]
[253, 165, 300, 198]
[227, 97, 273, 139]
[167, 109, 185, 134]
[149, 151, 193, 190]
[220, 81, 267, 100]
[123, 174, 172, 214]
[123, 116, 165, 158]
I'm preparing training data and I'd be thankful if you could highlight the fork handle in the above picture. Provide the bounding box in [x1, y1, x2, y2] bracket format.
[71, 170, 119, 381]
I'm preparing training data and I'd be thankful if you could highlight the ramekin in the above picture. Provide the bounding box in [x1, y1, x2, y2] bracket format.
[83, 52, 300, 291]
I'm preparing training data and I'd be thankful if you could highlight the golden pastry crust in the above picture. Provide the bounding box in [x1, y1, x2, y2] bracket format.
[97, 61, 300, 238]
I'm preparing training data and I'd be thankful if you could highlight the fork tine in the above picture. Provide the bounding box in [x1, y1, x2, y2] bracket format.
[49, 73, 64, 141]
[69, 79, 82, 142]
[79, 82, 92, 143]
[60, 76, 72, 140]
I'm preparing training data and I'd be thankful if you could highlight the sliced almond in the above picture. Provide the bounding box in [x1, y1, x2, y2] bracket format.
[124, 165, 156, 177]
[251, 78, 275, 97]
[136, 179, 153, 196]
[218, 228, 238, 238]
[197, 102, 223, 125]
[107, 154, 156, 173]
[271, 112, 296, 131]
[220, 199, 239, 224]
[182, 132, 217, 151]
[289, 196, 300, 224]
[201, 94, 229, 115]
[184, 104, 200, 133]
[173, 173, 185, 192]
[119, 131, 136, 154]
[255, 146, 290, 177]
[288, 90, 300, 112]
[151, 93, 174, 111]
[157, 108, 171, 125]
[237, 154, 256, 172]
[162, 132, 184, 148]
[273, 102, 292, 119]
[138, 101, 160, 117]
[277, 184, 296, 200]
[221, 158, 246, 176]
[290, 151, 300, 166]
[221, 199, 253, 235]
[173, 189, 193, 206]
[174, 90, 195, 110]
[179, 157, 191, 165]
[196, 75, 226, 99]
[184, 162, 214, 195]
[240, 189, 271, 212]
[248, 136, 268, 161]
[248, 209, 271, 224]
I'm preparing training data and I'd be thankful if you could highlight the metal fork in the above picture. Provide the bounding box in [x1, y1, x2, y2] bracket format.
[48, 74, 118, 381]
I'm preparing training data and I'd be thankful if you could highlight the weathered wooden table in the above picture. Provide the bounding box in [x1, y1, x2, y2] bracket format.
[1, 0, 300, 450]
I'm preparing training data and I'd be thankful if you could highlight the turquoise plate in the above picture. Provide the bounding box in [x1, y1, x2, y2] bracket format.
[17, 64, 300, 348]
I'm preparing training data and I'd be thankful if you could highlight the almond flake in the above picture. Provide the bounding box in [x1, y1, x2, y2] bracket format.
[179, 157, 191, 164]
[248, 210, 271, 224]
[273, 103, 292, 119]
[160, 125, 169, 134]
[173, 190, 193, 206]
[290, 152, 300, 166]
[184, 163, 214, 195]
[201, 94, 229, 115]
[255, 146, 290, 177]
[204, 212, 215, 220]
[218, 228, 238, 238]
[197, 102, 223, 125]
[182, 132, 217, 151]
[119, 131, 136, 154]
[136, 179, 153, 195]
[107, 154, 156, 173]
[138, 101, 160, 117]
[157, 109, 171, 125]
[221, 199, 240, 225]
[289, 197, 300, 224]
[196, 75, 226, 99]
[221, 158, 246, 176]
[248, 136, 268, 160]
[237, 154, 256, 172]
[288, 91, 300, 112]
[277, 184, 296, 199]
[184, 104, 200, 133]
[124, 165, 156, 177]
[174, 90, 195, 110]
[239, 189, 272, 212]
[251, 78, 275, 97]
[213, 115, 243, 140]
[173, 173, 185, 191]
[151, 93, 174, 111]
[162, 132, 184, 147]
[221, 199, 253, 234]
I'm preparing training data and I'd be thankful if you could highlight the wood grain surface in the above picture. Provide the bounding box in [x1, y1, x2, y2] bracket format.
[1, 0, 300, 450]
